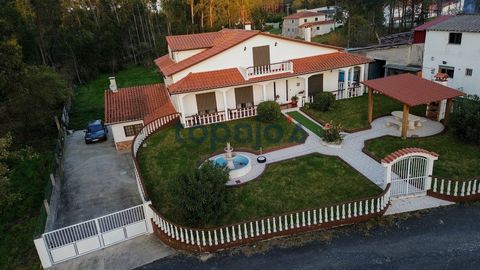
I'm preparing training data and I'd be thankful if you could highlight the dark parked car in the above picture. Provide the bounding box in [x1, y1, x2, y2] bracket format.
[85, 120, 108, 144]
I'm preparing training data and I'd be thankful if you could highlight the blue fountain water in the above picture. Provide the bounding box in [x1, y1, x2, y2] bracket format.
[214, 155, 249, 169]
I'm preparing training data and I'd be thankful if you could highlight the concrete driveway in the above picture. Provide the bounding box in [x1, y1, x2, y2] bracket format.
[53, 129, 142, 228]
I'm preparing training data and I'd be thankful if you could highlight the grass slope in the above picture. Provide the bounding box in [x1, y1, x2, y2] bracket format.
[69, 65, 162, 130]
[365, 131, 480, 179]
[302, 94, 426, 131]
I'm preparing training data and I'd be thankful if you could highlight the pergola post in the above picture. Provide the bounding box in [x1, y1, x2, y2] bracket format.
[401, 104, 410, 139]
[368, 87, 373, 123]
[444, 98, 453, 126]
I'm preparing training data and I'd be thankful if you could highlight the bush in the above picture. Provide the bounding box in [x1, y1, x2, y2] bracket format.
[450, 95, 480, 145]
[170, 161, 230, 227]
[323, 121, 343, 143]
[312, 92, 335, 112]
[257, 101, 281, 122]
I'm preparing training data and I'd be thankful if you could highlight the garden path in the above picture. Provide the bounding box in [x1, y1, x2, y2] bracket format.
[234, 109, 445, 188]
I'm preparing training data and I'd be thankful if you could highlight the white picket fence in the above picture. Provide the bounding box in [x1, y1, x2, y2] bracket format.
[150, 186, 391, 250]
[431, 177, 480, 197]
[34, 204, 151, 268]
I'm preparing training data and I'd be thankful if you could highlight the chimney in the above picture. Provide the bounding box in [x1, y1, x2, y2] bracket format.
[244, 21, 252, 31]
[109, 76, 118, 92]
[304, 27, 311, 42]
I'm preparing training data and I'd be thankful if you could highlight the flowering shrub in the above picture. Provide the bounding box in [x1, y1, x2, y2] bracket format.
[323, 121, 342, 143]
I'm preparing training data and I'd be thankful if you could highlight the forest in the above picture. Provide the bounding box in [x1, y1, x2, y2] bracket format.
[0, 0, 447, 268]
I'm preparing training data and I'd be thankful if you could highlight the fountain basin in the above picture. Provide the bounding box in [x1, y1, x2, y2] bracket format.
[213, 154, 252, 179]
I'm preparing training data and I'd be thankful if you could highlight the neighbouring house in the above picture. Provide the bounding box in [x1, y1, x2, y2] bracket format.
[104, 81, 175, 150]
[154, 27, 371, 128]
[422, 14, 480, 96]
[282, 8, 338, 40]
[350, 16, 453, 79]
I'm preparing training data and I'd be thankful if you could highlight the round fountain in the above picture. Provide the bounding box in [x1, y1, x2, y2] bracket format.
[212, 142, 252, 179]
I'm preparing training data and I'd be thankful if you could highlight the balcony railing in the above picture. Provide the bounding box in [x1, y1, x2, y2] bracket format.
[245, 61, 293, 79]
[307, 84, 363, 103]
[183, 106, 258, 128]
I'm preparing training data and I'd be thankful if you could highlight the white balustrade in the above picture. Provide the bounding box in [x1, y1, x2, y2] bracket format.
[246, 61, 293, 79]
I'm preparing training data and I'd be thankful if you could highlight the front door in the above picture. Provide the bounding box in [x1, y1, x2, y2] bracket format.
[308, 74, 324, 98]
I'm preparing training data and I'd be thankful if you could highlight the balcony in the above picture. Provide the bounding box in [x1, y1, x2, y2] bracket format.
[183, 106, 258, 128]
[244, 61, 293, 80]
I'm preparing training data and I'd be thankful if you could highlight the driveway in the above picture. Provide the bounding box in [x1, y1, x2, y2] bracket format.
[53, 129, 142, 229]
[137, 203, 480, 270]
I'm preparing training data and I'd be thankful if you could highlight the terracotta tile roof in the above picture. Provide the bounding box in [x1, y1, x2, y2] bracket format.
[299, 20, 335, 28]
[166, 32, 224, 51]
[381, 148, 439, 164]
[362, 73, 464, 107]
[157, 29, 260, 76]
[104, 83, 175, 125]
[155, 29, 343, 77]
[168, 52, 372, 94]
[284, 11, 322, 19]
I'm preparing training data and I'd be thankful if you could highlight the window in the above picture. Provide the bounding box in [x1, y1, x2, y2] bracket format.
[315, 17, 318, 21]
[466, 68, 473, 76]
[291, 20, 294, 23]
[304, 19, 307, 22]
[439, 66, 455, 79]
[316, 27, 320, 30]
[124, 124, 143, 137]
[448, 33, 462, 44]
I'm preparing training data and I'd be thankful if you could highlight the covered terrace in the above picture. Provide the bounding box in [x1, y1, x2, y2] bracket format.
[362, 73, 464, 139]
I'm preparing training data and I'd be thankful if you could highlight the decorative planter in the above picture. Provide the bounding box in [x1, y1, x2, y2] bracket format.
[257, 156, 267, 163]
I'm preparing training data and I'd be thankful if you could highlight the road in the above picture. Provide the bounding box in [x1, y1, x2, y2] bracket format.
[137, 203, 480, 270]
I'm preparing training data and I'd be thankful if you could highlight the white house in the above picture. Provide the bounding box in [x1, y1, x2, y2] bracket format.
[422, 15, 480, 96]
[282, 9, 338, 39]
[154, 27, 371, 128]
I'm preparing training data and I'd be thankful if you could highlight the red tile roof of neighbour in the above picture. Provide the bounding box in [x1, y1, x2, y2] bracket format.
[166, 32, 224, 51]
[104, 83, 175, 125]
[362, 73, 464, 107]
[413, 15, 454, 31]
[299, 20, 335, 28]
[284, 11, 322, 19]
[381, 148, 439, 164]
[168, 52, 372, 94]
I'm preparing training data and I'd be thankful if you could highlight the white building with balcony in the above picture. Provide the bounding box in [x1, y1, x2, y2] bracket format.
[154, 28, 371, 128]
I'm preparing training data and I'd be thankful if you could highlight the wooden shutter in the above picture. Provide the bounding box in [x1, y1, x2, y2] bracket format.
[308, 74, 324, 97]
[234, 86, 254, 106]
[196, 92, 217, 114]
[252, 46, 270, 67]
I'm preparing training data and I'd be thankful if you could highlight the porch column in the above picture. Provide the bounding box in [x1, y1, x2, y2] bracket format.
[359, 65, 365, 93]
[223, 90, 229, 120]
[343, 68, 349, 99]
[368, 87, 373, 124]
[262, 84, 267, 101]
[401, 104, 410, 139]
[443, 98, 453, 126]
[304, 76, 309, 104]
[178, 95, 186, 125]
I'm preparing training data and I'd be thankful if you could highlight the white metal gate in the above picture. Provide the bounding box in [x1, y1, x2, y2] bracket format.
[390, 156, 428, 197]
[39, 204, 148, 265]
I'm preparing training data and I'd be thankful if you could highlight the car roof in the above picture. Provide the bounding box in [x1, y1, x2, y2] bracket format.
[88, 120, 103, 126]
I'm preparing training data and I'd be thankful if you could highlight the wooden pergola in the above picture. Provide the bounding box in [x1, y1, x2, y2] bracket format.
[362, 73, 464, 139]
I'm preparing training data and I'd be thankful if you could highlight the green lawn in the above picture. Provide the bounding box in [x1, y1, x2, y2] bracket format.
[138, 117, 381, 227]
[69, 65, 162, 130]
[365, 131, 480, 179]
[302, 94, 427, 131]
[287, 111, 324, 137]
